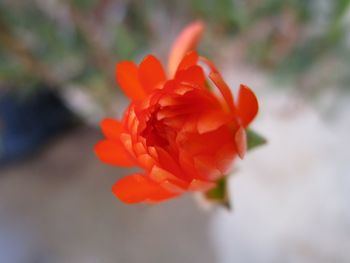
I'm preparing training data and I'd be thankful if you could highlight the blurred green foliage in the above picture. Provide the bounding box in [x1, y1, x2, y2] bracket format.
[246, 129, 267, 151]
[205, 177, 230, 209]
[0, 0, 349, 102]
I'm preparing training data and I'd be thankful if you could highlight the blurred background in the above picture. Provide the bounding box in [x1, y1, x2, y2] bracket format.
[0, 0, 350, 262]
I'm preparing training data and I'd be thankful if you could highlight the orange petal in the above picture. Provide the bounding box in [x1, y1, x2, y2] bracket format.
[138, 55, 166, 93]
[119, 133, 135, 157]
[178, 149, 202, 179]
[193, 155, 222, 181]
[234, 126, 247, 159]
[137, 154, 156, 170]
[215, 144, 236, 174]
[209, 72, 235, 113]
[237, 84, 259, 127]
[149, 165, 177, 182]
[133, 142, 147, 155]
[149, 165, 187, 189]
[168, 21, 204, 77]
[112, 174, 178, 203]
[176, 65, 206, 87]
[155, 147, 187, 181]
[116, 61, 146, 101]
[95, 139, 135, 167]
[176, 51, 199, 72]
[188, 179, 215, 191]
[159, 178, 188, 194]
[196, 111, 232, 134]
[101, 118, 123, 140]
[199, 56, 219, 73]
[173, 84, 194, 96]
[146, 187, 180, 203]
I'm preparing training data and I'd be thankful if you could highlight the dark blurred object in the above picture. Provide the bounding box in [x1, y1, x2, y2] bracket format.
[0, 87, 77, 165]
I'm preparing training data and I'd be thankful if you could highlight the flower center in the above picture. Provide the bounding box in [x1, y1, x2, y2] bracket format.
[141, 107, 170, 148]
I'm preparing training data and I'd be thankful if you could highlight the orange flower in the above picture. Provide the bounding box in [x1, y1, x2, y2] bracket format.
[95, 21, 258, 204]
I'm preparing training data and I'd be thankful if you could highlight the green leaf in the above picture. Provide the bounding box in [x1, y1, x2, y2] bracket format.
[246, 128, 267, 150]
[205, 177, 231, 210]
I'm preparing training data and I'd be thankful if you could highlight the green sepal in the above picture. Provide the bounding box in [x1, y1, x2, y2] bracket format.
[205, 177, 231, 210]
[246, 128, 267, 151]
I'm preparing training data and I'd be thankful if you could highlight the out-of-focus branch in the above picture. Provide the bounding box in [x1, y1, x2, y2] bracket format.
[0, 16, 60, 88]
[0, 0, 117, 91]
[67, 2, 116, 90]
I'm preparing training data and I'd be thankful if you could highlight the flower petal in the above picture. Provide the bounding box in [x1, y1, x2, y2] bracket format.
[234, 126, 247, 159]
[101, 118, 123, 140]
[119, 133, 135, 157]
[139, 55, 166, 93]
[193, 155, 222, 181]
[215, 144, 236, 174]
[176, 65, 206, 87]
[237, 84, 259, 127]
[116, 61, 146, 101]
[137, 154, 156, 170]
[209, 72, 235, 113]
[155, 147, 188, 181]
[95, 139, 135, 167]
[188, 179, 216, 191]
[168, 21, 204, 77]
[196, 111, 232, 134]
[199, 56, 219, 73]
[176, 51, 199, 72]
[112, 174, 178, 203]
[149, 166, 177, 184]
